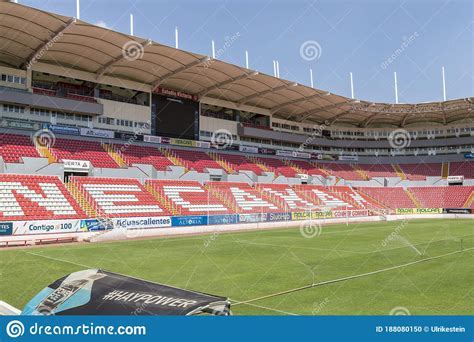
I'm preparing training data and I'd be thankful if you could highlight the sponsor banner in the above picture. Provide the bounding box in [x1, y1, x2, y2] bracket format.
[1, 118, 40, 131]
[276, 150, 311, 159]
[464, 153, 474, 159]
[114, 132, 144, 141]
[0, 222, 13, 235]
[160, 136, 171, 144]
[267, 212, 292, 222]
[171, 138, 195, 147]
[144, 135, 162, 144]
[208, 214, 238, 225]
[238, 213, 268, 223]
[113, 216, 172, 229]
[258, 147, 276, 155]
[443, 208, 472, 214]
[154, 87, 198, 101]
[80, 127, 114, 139]
[396, 208, 443, 215]
[195, 141, 210, 149]
[43, 123, 80, 135]
[447, 175, 464, 183]
[338, 155, 359, 161]
[291, 211, 333, 220]
[79, 219, 113, 231]
[333, 210, 369, 218]
[13, 219, 81, 235]
[172, 215, 208, 227]
[62, 159, 90, 171]
[239, 145, 259, 154]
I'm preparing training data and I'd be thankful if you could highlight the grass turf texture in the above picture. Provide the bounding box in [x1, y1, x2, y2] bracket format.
[1, 219, 473, 315]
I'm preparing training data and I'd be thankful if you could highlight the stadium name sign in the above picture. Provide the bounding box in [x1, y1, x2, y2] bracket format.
[114, 216, 172, 229]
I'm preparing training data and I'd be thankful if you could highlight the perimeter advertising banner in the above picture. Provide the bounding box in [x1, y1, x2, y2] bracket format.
[396, 208, 443, 215]
[0, 222, 13, 235]
[113, 216, 172, 229]
[333, 209, 369, 218]
[11, 219, 82, 235]
[207, 214, 238, 225]
[171, 215, 208, 227]
[238, 213, 268, 223]
[291, 211, 333, 220]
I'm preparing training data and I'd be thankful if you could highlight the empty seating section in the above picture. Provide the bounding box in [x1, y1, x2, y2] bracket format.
[216, 153, 265, 175]
[357, 187, 415, 209]
[294, 185, 353, 209]
[170, 149, 222, 172]
[0, 133, 40, 162]
[327, 186, 385, 209]
[207, 182, 284, 213]
[0, 174, 85, 221]
[290, 160, 326, 176]
[146, 180, 232, 215]
[409, 186, 474, 208]
[70, 177, 169, 217]
[318, 163, 364, 180]
[116, 144, 174, 170]
[398, 163, 442, 180]
[358, 164, 397, 178]
[256, 184, 318, 211]
[50, 139, 119, 168]
[256, 157, 297, 177]
[449, 161, 474, 179]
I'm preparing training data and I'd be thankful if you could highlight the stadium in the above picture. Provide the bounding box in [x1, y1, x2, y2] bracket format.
[0, 0, 472, 317]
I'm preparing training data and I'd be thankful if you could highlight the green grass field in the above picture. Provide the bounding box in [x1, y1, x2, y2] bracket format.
[1, 219, 473, 315]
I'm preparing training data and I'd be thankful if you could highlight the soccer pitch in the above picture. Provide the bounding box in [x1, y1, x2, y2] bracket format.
[1, 219, 473, 315]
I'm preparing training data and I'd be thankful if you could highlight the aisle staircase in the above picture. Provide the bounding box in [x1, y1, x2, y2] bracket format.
[144, 183, 180, 215]
[463, 191, 474, 208]
[441, 162, 450, 179]
[65, 182, 97, 217]
[392, 164, 407, 180]
[102, 143, 127, 167]
[352, 164, 369, 180]
[161, 148, 188, 171]
[207, 152, 235, 174]
[33, 136, 57, 163]
[405, 188, 422, 208]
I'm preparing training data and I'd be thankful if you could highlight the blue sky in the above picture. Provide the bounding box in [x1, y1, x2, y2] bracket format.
[22, 0, 473, 104]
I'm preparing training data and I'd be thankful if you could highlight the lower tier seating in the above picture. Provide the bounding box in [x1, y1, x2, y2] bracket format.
[356, 187, 417, 209]
[69, 177, 169, 217]
[0, 174, 86, 221]
[51, 138, 119, 168]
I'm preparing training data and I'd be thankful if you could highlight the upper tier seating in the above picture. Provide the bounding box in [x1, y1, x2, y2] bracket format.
[0, 133, 40, 163]
[256, 157, 297, 177]
[409, 186, 474, 208]
[449, 161, 474, 179]
[358, 164, 397, 178]
[0, 174, 86, 221]
[145, 180, 232, 215]
[214, 153, 265, 175]
[290, 160, 327, 177]
[397, 163, 442, 180]
[50, 139, 119, 168]
[170, 149, 222, 172]
[70, 177, 169, 217]
[206, 182, 285, 213]
[115, 144, 174, 171]
[356, 187, 416, 209]
[317, 163, 365, 180]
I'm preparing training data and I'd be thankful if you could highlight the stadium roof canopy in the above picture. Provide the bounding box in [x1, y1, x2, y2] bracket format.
[0, 1, 472, 128]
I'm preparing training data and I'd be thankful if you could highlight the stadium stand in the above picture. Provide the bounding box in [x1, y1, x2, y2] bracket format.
[397, 163, 442, 180]
[145, 179, 233, 215]
[69, 177, 169, 217]
[409, 186, 474, 208]
[114, 144, 175, 171]
[255, 183, 319, 211]
[211, 152, 266, 175]
[206, 182, 285, 213]
[168, 148, 223, 172]
[449, 161, 474, 179]
[254, 157, 298, 177]
[50, 138, 120, 168]
[0, 133, 40, 162]
[358, 164, 397, 179]
[356, 187, 417, 209]
[0, 174, 86, 221]
[317, 163, 365, 180]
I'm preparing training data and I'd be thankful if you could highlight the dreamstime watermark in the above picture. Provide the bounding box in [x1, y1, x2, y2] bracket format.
[298, 120, 330, 152]
[311, 297, 330, 315]
[6, 320, 24, 338]
[300, 40, 322, 61]
[32, 129, 56, 148]
[388, 129, 411, 149]
[119, 121, 151, 153]
[27, 33, 64, 69]
[381, 219, 408, 247]
[381, 32, 419, 70]
[299, 220, 322, 238]
[389, 306, 411, 315]
[122, 41, 145, 61]
[211, 129, 233, 149]
[204, 32, 241, 68]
